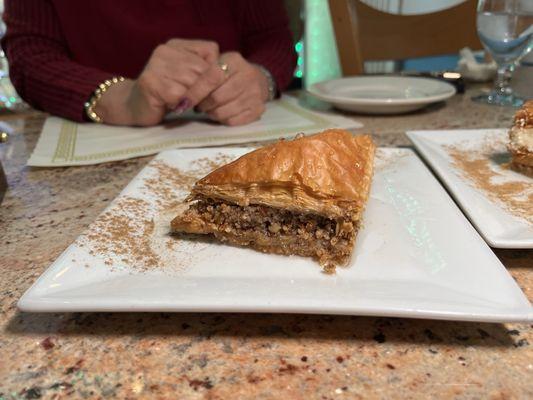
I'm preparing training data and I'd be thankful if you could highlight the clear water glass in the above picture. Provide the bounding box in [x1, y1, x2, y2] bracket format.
[473, 0, 533, 106]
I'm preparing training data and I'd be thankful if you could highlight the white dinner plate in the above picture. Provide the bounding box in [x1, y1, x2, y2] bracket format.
[308, 76, 456, 114]
[408, 129, 533, 248]
[18, 147, 531, 322]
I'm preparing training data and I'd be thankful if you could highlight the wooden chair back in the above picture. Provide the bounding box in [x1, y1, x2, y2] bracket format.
[328, 0, 482, 75]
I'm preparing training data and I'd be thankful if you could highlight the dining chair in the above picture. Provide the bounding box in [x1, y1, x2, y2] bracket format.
[328, 0, 483, 75]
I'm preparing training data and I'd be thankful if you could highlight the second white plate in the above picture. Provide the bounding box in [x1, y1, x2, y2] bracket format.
[308, 76, 456, 114]
[408, 129, 533, 248]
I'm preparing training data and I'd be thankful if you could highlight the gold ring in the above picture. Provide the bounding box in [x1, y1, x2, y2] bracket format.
[0, 132, 8, 143]
[218, 61, 230, 77]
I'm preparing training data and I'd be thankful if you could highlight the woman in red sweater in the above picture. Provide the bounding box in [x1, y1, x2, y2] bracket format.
[2, 0, 296, 126]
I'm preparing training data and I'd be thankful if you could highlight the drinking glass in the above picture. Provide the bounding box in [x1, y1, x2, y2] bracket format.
[473, 0, 533, 106]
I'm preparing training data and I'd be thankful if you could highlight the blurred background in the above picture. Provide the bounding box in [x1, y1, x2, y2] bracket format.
[290, 0, 532, 87]
[0, 0, 531, 109]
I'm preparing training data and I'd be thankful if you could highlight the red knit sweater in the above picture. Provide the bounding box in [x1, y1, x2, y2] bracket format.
[2, 0, 296, 122]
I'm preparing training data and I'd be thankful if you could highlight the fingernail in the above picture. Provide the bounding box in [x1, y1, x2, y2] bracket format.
[174, 97, 192, 114]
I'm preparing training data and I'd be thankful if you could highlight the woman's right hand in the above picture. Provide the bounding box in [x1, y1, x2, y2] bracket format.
[95, 39, 225, 126]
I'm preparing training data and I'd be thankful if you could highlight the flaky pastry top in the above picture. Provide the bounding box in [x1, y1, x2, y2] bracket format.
[190, 129, 376, 219]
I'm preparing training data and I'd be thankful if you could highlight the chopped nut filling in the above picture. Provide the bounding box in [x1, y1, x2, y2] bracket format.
[173, 198, 359, 269]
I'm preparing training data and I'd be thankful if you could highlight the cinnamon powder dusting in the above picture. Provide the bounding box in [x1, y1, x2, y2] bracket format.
[143, 160, 198, 210]
[83, 197, 160, 270]
[446, 141, 533, 224]
[80, 153, 237, 272]
[142, 154, 235, 209]
[190, 154, 236, 172]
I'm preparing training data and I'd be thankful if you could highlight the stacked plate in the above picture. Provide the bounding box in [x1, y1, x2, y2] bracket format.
[308, 76, 456, 114]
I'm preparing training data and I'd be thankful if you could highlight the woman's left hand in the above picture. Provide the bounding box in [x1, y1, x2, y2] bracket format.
[195, 52, 270, 126]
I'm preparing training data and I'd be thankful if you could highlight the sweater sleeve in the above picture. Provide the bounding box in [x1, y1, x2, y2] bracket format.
[2, 0, 113, 122]
[237, 0, 297, 92]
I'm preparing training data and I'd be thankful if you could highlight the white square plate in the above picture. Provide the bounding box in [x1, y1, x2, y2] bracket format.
[407, 129, 533, 249]
[18, 147, 532, 322]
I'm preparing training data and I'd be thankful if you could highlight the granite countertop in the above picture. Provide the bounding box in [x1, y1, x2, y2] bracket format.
[0, 82, 532, 399]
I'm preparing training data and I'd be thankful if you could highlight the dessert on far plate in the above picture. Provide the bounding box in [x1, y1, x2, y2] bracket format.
[508, 100, 533, 175]
[171, 129, 376, 272]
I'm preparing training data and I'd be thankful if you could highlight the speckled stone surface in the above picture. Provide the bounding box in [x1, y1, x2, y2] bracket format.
[1, 82, 532, 399]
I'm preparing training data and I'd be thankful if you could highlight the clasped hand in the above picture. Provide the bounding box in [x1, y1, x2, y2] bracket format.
[96, 39, 270, 126]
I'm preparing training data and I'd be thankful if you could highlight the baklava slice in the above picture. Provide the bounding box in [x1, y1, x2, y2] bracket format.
[509, 100, 533, 176]
[171, 129, 375, 271]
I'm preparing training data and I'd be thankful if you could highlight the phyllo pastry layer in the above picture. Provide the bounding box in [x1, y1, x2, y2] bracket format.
[171, 129, 376, 270]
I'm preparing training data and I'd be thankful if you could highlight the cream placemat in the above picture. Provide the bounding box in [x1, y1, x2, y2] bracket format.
[28, 95, 361, 167]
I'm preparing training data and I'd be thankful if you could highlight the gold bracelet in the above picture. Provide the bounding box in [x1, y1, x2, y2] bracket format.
[84, 76, 125, 123]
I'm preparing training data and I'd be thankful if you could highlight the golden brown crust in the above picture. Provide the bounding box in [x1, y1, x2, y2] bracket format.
[514, 100, 533, 128]
[191, 129, 376, 219]
[509, 101, 533, 172]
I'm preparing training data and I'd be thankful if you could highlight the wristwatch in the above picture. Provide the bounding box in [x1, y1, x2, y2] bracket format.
[255, 64, 277, 101]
